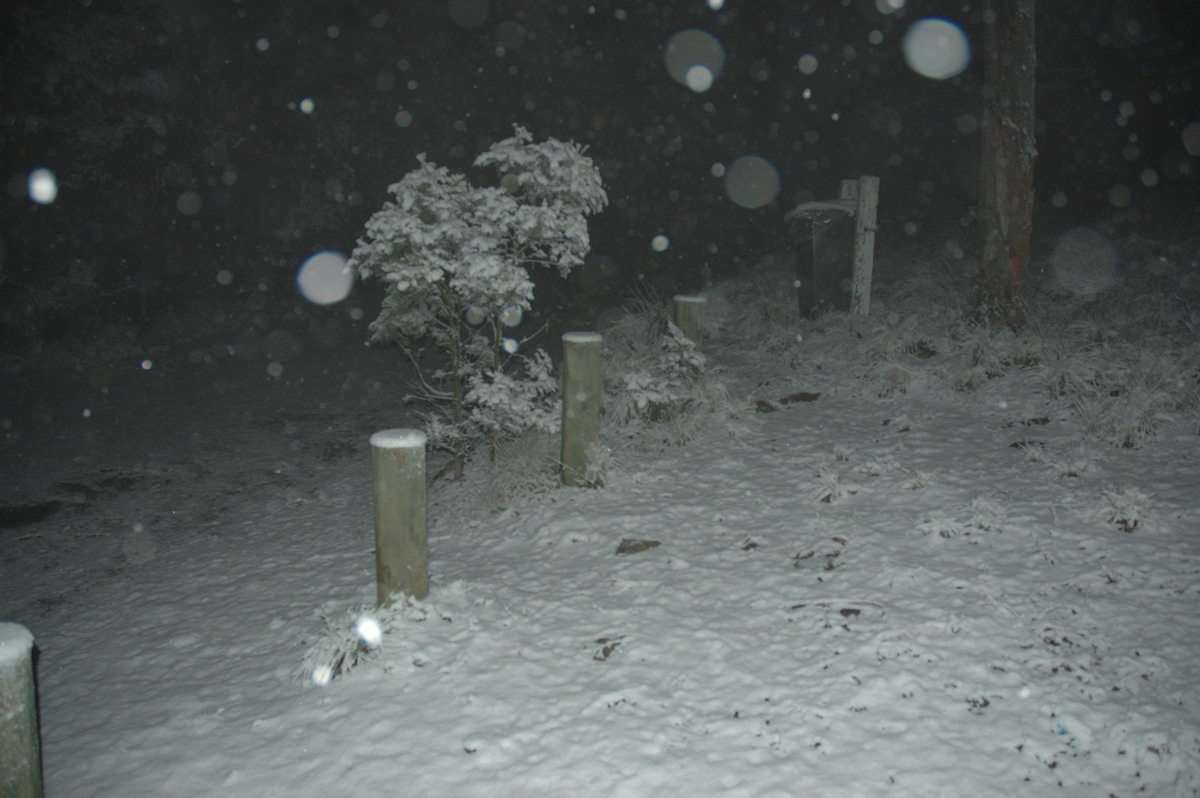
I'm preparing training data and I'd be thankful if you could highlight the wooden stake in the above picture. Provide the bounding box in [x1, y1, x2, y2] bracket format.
[560, 332, 602, 486]
[0, 622, 41, 798]
[850, 175, 880, 315]
[672, 294, 706, 349]
[370, 429, 429, 605]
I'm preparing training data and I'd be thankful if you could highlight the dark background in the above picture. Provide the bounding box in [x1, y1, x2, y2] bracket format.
[1, 0, 1197, 353]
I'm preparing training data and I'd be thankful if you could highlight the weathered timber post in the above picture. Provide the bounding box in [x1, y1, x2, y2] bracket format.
[672, 294, 706, 350]
[0, 622, 42, 798]
[560, 331, 602, 486]
[369, 429, 429, 605]
[847, 175, 880, 315]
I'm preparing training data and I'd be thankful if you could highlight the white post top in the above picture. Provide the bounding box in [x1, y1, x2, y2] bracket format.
[562, 331, 602, 344]
[673, 294, 706, 304]
[0, 622, 34, 664]
[369, 428, 428, 449]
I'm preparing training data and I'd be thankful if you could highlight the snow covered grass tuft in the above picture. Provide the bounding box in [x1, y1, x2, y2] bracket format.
[1098, 485, 1155, 532]
[294, 604, 397, 686]
[476, 429, 562, 507]
[1061, 346, 1196, 448]
[294, 597, 450, 686]
[1046, 441, 1099, 478]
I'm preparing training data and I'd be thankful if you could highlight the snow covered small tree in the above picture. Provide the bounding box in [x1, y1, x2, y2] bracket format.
[349, 126, 607, 477]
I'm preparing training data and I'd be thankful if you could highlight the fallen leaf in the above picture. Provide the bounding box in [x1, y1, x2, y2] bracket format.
[616, 538, 661, 554]
[780, 392, 821, 404]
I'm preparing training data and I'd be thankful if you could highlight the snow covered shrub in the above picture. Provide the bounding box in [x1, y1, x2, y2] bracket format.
[465, 348, 560, 439]
[601, 289, 724, 439]
[349, 126, 607, 476]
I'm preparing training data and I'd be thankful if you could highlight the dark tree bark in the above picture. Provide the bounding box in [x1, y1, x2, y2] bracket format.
[974, 0, 1037, 328]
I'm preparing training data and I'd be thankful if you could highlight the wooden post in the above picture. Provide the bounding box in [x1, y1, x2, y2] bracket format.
[0, 622, 42, 798]
[672, 294, 706, 349]
[369, 429, 429, 605]
[560, 332, 602, 486]
[850, 175, 880, 315]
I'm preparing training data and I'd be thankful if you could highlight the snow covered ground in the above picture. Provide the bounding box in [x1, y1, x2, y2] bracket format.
[2, 236, 1199, 797]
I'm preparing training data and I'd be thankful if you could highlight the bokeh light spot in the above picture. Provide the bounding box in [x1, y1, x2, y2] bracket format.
[1051, 227, 1119, 297]
[724, 155, 780, 209]
[176, 190, 202, 216]
[447, 0, 488, 28]
[1182, 123, 1200, 157]
[903, 18, 971, 80]
[296, 250, 353, 305]
[356, 615, 383, 648]
[464, 305, 486, 326]
[685, 65, 714, 92]
[27, 168, 57, 204]
[500, 305, 523, 328]
[495, 20, 526, 51]
[665, 29, 725, 92]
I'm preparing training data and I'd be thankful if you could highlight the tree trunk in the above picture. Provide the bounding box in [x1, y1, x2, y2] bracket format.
[974, 0, 1037, 328]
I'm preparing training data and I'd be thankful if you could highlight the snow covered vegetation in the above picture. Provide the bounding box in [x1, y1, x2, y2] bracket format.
[349, 126, 607, 477]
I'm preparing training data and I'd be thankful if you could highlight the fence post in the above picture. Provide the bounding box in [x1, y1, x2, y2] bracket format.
[672, 294, 706, 350]
[850, 175, 880, 315]
[369, 429, 429, 605]
[0, 622, 41, 798]
[561, 332, 602, 486]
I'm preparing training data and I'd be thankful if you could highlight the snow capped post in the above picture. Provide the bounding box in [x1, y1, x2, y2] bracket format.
[560, 332, 602, 486]
[369, 429, 429, 605]
[0, 622, 41, 798]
